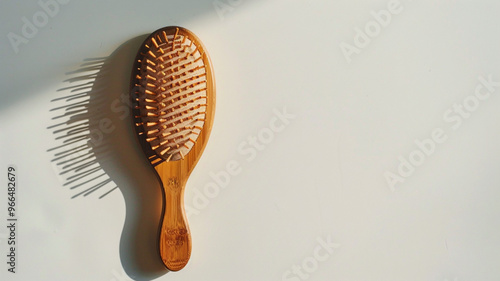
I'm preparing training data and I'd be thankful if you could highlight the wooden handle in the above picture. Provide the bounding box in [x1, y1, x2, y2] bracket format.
[158, 176, 191, 271]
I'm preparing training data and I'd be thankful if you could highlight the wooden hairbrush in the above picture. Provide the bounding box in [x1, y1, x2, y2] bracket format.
[130, 26, 215, 271]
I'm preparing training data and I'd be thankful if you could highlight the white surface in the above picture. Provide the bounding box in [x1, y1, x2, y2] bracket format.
[1, 0, 500, 280]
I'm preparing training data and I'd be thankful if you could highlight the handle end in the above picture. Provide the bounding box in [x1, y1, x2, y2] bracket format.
[160, 228, 192, 271]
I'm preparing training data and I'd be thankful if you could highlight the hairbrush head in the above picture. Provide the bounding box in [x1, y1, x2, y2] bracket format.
[131, 26, 214, 165]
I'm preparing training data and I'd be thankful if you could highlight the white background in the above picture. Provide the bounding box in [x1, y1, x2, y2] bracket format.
[1, 0, 500, 280]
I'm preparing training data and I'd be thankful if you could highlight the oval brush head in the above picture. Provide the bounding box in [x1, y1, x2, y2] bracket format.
[130, 26, 215, 271]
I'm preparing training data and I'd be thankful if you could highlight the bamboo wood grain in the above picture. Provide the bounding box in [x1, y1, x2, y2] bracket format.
[131, 26, 215, 271]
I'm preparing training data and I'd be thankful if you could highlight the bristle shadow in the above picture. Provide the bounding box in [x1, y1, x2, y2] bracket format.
[47, 58, 117, 198]
[46, 35, 169, 279]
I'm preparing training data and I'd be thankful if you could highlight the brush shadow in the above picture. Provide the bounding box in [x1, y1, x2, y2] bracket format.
[47, 35, 169, 280]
